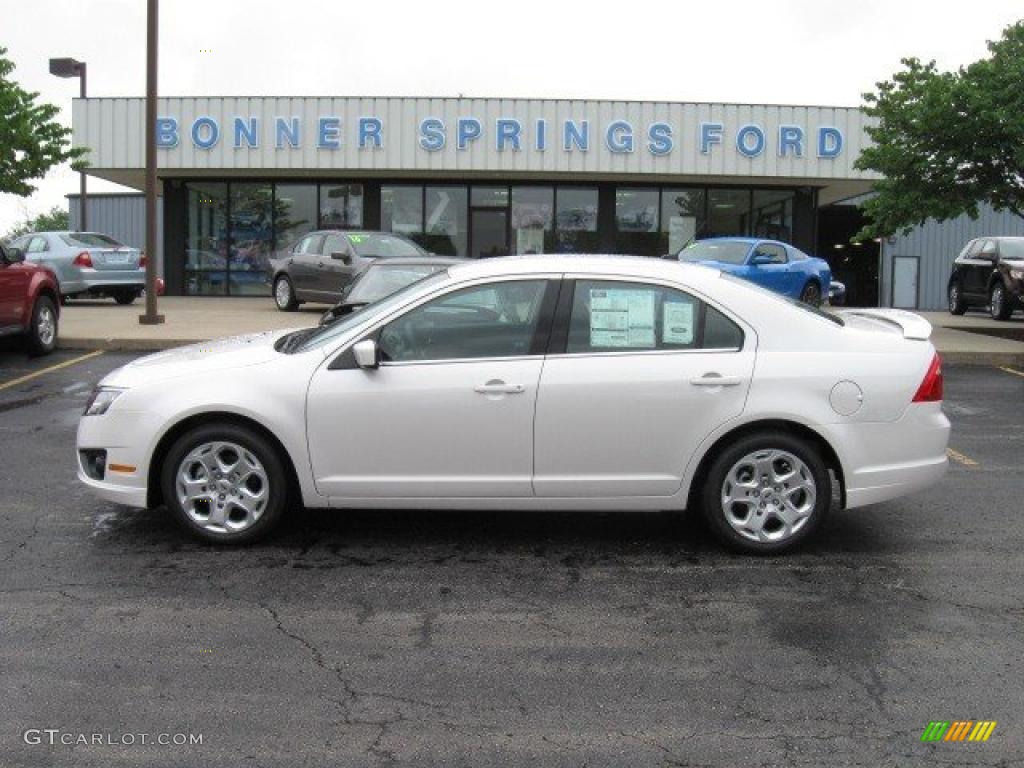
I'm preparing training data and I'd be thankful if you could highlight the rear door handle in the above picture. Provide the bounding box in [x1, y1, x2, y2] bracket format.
[474, 381, 525, 395]
[690, 374, 743, 387]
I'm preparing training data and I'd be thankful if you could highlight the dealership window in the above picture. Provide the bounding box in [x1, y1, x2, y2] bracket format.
[707, 189, 752, 238]
[471, 186, 509, 208]
[511, 187, 554, 254]
[661, 187, 706, 255]
[229, 183, 273, 296]
[184, 182, 228, 296]
[555, 187, 599, 253]
[381, 185, 424, 237]
[274, 184, 317, 251]
[614, 188, 660, 256]
[423, 186, 468, 256]
[320, 184, 363, 229]
[752, 189, 795, 242]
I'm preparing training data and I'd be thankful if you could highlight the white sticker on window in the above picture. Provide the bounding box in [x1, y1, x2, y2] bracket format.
[589, 288, 655, 348]
[663, 301, 695, 344]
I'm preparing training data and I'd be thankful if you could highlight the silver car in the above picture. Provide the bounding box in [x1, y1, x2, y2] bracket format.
[7, 231, 146, 304]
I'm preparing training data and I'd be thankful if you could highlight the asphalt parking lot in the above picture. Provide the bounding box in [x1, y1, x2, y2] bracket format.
[1, 346, 1022, 767]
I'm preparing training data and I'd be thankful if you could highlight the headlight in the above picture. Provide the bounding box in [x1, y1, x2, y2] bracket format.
[1010, 269, 1024, 281]
[83, 387, 125, 416]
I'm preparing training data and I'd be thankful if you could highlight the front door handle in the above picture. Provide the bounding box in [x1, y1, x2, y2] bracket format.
[474, 381, 525, 395]
[690, 374, 743, 387]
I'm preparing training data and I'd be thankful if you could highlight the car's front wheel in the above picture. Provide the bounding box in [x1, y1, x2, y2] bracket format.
[990, 283, 1012, 321]
[273, 276, 298, 311]
[26, 295, 58, 357]
[948, 282, 967, 315]
[799, 281, 822, 307]
[161, 423, 290, 543]
[701, 432, 831, 554]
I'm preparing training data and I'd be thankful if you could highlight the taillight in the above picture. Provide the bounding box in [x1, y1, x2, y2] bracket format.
[73, 251, 93, 268]
[139, 254, 147, 268]
[912, 353, 943, 403]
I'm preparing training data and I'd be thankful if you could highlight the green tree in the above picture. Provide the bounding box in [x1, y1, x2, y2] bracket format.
[3, 205, 69, 241]
[0, 46, 87, 197]
[855, 21, 1024, 239]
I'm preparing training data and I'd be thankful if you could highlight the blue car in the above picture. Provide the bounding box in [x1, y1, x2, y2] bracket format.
[678, 237, 831, 306]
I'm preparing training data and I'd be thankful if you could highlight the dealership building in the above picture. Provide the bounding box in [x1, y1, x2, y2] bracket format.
[72, 96, 893, 305]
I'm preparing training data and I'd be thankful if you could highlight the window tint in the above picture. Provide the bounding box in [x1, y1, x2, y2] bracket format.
[379, 280, 548, 362]
[566, 280, 743, 353]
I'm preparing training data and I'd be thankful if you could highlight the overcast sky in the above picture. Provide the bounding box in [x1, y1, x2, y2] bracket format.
[2, 0, 1021, 232]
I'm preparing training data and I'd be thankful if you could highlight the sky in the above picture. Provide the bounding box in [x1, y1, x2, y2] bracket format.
[1, 0, 1021, 233]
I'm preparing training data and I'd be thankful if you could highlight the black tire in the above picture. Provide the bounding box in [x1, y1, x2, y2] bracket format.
[990, 283, 1012, 321]
[948, 282, 967, 315]
[700, 431, 831, 555]
[273, 275, 299, 311]
[114, 291, 139, 305]
[161, 423, 290, 544]
[26, 295, 58, 357]
[799, 281, 822, 307]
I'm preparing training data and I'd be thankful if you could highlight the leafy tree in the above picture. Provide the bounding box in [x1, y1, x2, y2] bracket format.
[3, 205, 69, 241]
[855, 21, 1024, 239]
[0, 46, 87, 197]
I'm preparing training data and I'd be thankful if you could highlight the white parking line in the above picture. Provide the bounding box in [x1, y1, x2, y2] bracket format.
[946, 448, 979, 468]
[0, 351, 104, 392]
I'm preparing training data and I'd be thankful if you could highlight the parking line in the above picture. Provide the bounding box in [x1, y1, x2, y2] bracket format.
[0, 351, 105, 392]
[998, 366, 1024, 379]
[946, 448, 979, 468]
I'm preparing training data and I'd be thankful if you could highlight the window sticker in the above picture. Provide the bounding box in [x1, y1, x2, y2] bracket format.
[663, 301, 695, 344]
[347, 234, 366, 243]
[589, 288, 655, 348]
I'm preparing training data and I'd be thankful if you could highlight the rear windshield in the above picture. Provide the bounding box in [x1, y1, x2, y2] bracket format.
[719, 272, 844, 326]
[347, 233, 424, 258]
[679, 240, 751, 265]
[60, 233, 124, 248]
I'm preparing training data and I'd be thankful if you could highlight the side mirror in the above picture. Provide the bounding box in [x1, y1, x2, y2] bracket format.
[330, 251, 352, 264]
[352, 339, 379, 369]
[3, 246, 25, 264]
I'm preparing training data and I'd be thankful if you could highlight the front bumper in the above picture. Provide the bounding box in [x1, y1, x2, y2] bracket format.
[76, 409, 157, 509]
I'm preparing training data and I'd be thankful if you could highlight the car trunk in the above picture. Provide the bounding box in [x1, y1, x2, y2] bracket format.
[89, 248, 141, 271]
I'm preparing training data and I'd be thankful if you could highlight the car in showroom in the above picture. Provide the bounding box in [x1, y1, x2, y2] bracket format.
[828, 280, 846, 306]
[318, 255, 464, 325]
[678, 237, 832, 306]
[947, 236, 1024, 320]
[6, 231, 147, 305]
[269, 230, 428, 311]
[77, 255, 949, 554]
[0, 242, 60, 355]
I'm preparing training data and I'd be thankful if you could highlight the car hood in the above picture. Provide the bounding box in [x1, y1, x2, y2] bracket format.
[100, 329, 303, 388]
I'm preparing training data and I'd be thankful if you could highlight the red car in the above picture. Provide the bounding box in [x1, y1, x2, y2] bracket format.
[0, 241, 60, 356]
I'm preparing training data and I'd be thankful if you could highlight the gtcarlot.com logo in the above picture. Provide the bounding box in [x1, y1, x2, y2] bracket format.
[23, 729, 203, 747]
[921, 720, 997, 743]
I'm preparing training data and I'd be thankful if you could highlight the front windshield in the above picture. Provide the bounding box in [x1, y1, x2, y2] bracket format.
[347, 264, 449, 304]
[679, 240, 751, 265]
[298, 270, 449, 352]
[347, 233, 424, 258]
[1000, 239, 1024, 260]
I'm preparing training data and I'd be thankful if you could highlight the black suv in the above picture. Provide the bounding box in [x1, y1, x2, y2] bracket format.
[948, 237, 1024, 320]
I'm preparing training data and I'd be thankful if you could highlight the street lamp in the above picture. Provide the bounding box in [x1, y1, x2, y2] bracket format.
[49, 57, 88, 231]
[139, 0, 164, 324]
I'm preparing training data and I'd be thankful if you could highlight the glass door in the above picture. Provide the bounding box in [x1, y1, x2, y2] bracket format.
[470, 209, 509, 258]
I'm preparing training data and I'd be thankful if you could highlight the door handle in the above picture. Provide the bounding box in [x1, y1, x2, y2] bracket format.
[474, 381, 525, 395]
[690, 374, 743, 387]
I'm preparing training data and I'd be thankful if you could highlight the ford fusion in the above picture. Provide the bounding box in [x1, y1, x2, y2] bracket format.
[77, 256, 949, 554]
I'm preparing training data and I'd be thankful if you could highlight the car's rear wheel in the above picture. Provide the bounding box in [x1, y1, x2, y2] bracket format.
[948, 282, 967, 315]
[26, 296, 58, 357]
[799, 281, 822, 307]
[701, 432, 831, 554]
[114, 290, 139, 305]
[274, 276, 299, 311]
[161, 423, 289, 544]
[990, 283, 1012, 321]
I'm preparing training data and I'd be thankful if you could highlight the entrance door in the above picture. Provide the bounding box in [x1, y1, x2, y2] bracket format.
[471, 209, 508, 258]
[892, 256, 919, 309]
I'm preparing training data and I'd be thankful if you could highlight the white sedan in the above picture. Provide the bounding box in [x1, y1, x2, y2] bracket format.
[77, 256, 950, 554]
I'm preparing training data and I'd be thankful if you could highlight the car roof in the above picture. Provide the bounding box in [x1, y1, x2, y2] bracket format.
[446, 254, 721, 286]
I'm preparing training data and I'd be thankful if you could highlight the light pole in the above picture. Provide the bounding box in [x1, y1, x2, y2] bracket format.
[139, 0, 164, 324]
[48, 57, 87, 231]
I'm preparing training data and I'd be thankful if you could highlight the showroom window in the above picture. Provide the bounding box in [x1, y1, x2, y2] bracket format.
[752, 189, 795, 242]
[274, 184, 317, 251]
[321, 184, 363, 229]
[511, 187, 554, 254]
[229, 184, 273, 296]
[614, 188, 660, 256]
[555, 187, 599, 253]
[382, 185, 424, 238]
[707, 189, 752, 238]
[661, 187, 706, 256]
[184, 182, 228, 296]
[423, 186, 468, 256]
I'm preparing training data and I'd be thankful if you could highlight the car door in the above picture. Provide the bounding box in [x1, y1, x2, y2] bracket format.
[0, 246, 26, 327]
[306, 277, 558, 499]
[749, 242, 790, 294]
[533, 277, 754, 497]
[320, 232, 357, 301]
[964, 240, 995, 300]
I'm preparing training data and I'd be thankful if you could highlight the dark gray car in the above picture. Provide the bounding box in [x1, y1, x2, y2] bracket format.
[268, 230, 427, 311]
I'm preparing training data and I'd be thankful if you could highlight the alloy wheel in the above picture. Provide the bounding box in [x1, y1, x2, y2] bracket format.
[36, 305, 56, 347]
[720, 449, 816, 543]
[275, 278, 292, 309]
[175, 441, 270, 534]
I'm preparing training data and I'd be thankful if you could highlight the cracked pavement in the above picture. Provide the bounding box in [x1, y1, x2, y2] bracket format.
[0, 349, 1022, 766]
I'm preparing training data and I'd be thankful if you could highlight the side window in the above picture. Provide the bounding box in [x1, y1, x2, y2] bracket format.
[323, 234, 347, 258]
[10, 236, 30, 250]
[379, 280, 549, 362]
[295, 234, 325, 255]
[27, 236, 48, 254]
[566, 280, 743, 353]
[757, 243, 787, 264]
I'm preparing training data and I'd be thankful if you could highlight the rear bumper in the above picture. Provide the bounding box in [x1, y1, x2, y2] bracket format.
[64, 270, 146, 295]
[819, 402, 951, 509]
